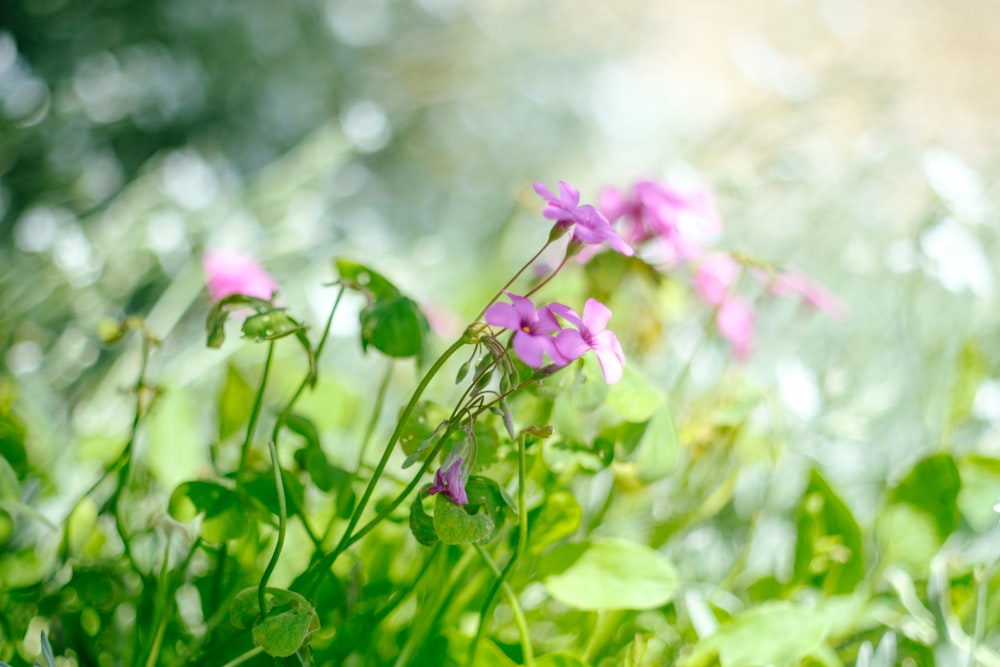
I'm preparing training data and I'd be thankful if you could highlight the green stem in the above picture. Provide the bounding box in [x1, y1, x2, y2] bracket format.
[259, 441, 287, 618]
[308, 337, 466, 584]
[473, 545, 534, 667]
[472, 241, 552, 323]
[370, 542, 441, 627]
[523, 250, 570, 299]
[239, 341, 275, 475]
[356, 360, 394, 471]
[220, 645, 264, 667]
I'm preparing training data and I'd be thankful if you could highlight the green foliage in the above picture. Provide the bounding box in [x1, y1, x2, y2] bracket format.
[793, 469, 865, 595]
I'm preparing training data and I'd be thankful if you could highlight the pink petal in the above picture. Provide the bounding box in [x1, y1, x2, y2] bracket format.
[202, 250, 279, 302]
[484, 302, 521, 330]
[512, 330, 545, 368]
[599, 187, 629, 223]
[506, 292, 537, 323]
[557, 181, 580, 206]
[594, 345, 624, 384]
[533, 182, 556, 201]
[693, 253, 740, 306]
[553, 329, 589, 361]
[581, 298, 613, 333]
[549, 303, 583, 329]
[716, 297, 754, 360]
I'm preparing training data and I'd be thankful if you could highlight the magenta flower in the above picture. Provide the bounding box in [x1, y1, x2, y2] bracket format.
[484, 292, 568, 368]
[693, 253, 741, 306]
[534, 181, 633, 256]
[770, 271, 845, 318]
[716, 297, 754, 360]
[202, 250, 279, 302]
[427, 457, 468, 505]
[550, 299, 626, 384]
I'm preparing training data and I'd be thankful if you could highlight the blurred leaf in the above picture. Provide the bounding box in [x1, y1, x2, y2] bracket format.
[242, 469, 305, 522]
[231, 586, 314, 629]
[253, 603, 319, 658]
[527, 491, 582, 555]
[792, 470, 864, 595]
[632, 409, 679, 483]
[205, 294, 272, 348]
[335, 259, 400, 300]
[948, 340, 984, 428]
[465, 475, 517, 533]
[359, 294, 429, 359]
[543, 439, 608, 474]
[606, 365, 664, 423]
[168, 481, 257, 542]
[217, 365, 253, 442]
[541, 538, 678, 611]
[876, 504, 940, 576]
[0, 408, 28, 476]
[958, 455, 1000, 530]
[536, 652, 591, 667]
[887, 453, 960, 541]
[399, 401, 451, 458]
[433, 493, 495, 545]
[679, 597, 863, 667]
[283, 413, 321, 451]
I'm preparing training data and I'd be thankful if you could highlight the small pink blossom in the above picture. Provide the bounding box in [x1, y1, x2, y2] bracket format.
[716, 297, 754, 360]
[484, 292, 568, 368]
[550, 299, 626, 384]
[693, 253, 741, 306]
[202, 250, 279, 302]
[428, 457, 468, 505]
[534, 181, 633, 256]
[770, 271, 845, 317]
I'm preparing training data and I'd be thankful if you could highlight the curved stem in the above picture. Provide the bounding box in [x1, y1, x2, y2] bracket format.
[239, 341, 275, 475]
[524, 250, 571, 299]
[472, 241, 552, 323]
[258, 441, 287, 617]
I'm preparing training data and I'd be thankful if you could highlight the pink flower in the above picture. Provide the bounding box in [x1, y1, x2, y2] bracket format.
[716, 297, 754, 360]
[550, 299, 626, 384]
[202, 250, 279, 302]
[693, 253, 741, 306]
[534, 181, 633, 256]
[484, 292, 568, 368]
[428, 457, 468, 505]
[600, 180, 721, 263]
[770, 271, 845, 317]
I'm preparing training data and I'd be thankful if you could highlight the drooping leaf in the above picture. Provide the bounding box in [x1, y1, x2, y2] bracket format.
[335, 259, 400, 300]
[541, 538, 679, 610]
[359, 294, 429, 358]
[792, 469, 864, 595]
[409, 489, 439, 547]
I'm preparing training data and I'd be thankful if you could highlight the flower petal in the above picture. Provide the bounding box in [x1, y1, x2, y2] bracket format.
[512, 330, 546, 368]
[557, 181, 580, 206]
[717, 297, 754, 359]
[581, 298, 613, 333]
[484, 302, 521, 330]
[553, 329, 589, 361]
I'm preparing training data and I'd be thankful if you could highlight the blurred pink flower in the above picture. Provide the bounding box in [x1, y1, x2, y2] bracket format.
[551, 298, 626, 384]
[534, 181, 633, 256]
[716, 297, 754, 360]
[202, 250, 278, 302]
[770, 271, 845, 317]
[427, 457, 468, 505]
[693, 253, 741, 306]
[484, 292, 568, 368]
[601, 180, 721, 263]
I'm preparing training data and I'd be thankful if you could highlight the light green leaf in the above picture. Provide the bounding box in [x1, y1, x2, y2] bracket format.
[542, 538, 678, 610]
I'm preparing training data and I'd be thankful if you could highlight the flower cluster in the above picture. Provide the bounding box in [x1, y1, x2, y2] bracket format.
[485, 292, 625, 385]
[596, 178, 842, 358]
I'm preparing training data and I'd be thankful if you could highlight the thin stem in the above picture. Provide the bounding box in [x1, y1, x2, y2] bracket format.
[466, 434, 530, 666]
[472, 241, 552, 323]
[259, 441, 287, 618]
[239, 341, 275, 475]
[370, 542, 441, 626]
[523, 250, 570, 299]
[356, 359, 394, 471]
[307, 337, 467, 587]
[473, 545, 534, 667]
[220, 645, 264, 667]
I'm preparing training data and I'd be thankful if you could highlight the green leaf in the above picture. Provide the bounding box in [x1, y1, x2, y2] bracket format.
[399, 401, 451, 459]
[335, 259, 400, 299]
[527, 491, 582, 555]
[536, 652, 591, 667]
[409, 489, 439, 547]
[465, 475, 516, 533]
[253, 605, 317, 657]
[632, 409, 678, 483]
[541, 538, 679, 610]
[948, 340, 984, 428]
[678, 597, 863, 667]
[958, 455, 1000, 530]
[283, 413, 321, 450]
[0, 408, 28, 476]
[230, 586, 314, 628]
[217, 365, 254, 441]
[887, 453, 960, 541]
[168, 481, 256, 542]
[792, 469, 864, 595]
[205, 294, 273, 348]
[433, 493, 495, 545]
[359, 294, 429, 358]
[242, 469, 306, 522]
[241, 309, 305, 343]
[605, 366, 664, 423]
[875, 503, 940, 575]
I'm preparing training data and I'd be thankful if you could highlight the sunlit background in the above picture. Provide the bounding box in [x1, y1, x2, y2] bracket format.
[3, 0, 1000, 632]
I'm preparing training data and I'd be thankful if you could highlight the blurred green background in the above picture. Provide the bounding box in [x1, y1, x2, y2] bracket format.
[2, 0, 1000, 639]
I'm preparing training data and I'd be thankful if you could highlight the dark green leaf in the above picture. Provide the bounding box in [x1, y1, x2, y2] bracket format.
[409, 489, 439, 547]
[359, 295, 429, 358]
[205, 294, 273, 348]
[283, 413, 321, 451]
[335, 259, 400, 299]
[253, 604, 318, 657]
[887, 453, 960, 540]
